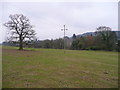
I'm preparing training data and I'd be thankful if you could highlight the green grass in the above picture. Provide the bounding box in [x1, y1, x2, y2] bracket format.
[2, 46, 118, 88]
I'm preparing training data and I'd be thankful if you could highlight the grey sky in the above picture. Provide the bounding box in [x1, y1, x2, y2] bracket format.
[0, 1, 118, 42]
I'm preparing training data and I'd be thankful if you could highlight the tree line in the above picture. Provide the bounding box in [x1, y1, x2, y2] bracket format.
[71, 28, 119, 51]
[3, 29, 120, 52]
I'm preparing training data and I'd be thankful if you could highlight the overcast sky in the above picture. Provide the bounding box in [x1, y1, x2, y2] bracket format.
[0, 0, 118, 42]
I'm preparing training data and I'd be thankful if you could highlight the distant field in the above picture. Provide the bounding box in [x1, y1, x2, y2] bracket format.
[2, 46, 118, 88]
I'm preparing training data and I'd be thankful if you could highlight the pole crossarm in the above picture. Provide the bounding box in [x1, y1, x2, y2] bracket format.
[61, 25, 68, 31]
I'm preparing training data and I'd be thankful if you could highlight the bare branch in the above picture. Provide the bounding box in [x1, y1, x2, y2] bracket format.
[4, 14, 36, 50]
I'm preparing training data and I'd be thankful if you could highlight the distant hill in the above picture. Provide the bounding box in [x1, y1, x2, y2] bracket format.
[77, 32, 95, 37]
[76, 31, 120, 40]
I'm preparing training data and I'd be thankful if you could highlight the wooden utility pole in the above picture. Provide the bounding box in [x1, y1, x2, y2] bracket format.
[61, 25, 68, 53]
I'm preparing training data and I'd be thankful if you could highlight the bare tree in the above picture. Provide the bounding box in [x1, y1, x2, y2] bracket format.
[96, 26, 116, 50]
[4, 14, 36, 50]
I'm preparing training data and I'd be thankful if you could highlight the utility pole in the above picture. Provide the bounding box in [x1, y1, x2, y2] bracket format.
[61, 25, 68, 53]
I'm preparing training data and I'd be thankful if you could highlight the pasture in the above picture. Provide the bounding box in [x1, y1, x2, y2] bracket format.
[2, 46, 118, 88]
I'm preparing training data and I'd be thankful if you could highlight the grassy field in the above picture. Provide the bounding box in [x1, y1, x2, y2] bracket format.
[2, 46, 118, 88]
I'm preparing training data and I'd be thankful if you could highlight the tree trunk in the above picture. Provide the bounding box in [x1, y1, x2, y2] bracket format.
[19, 35, 23, 50]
